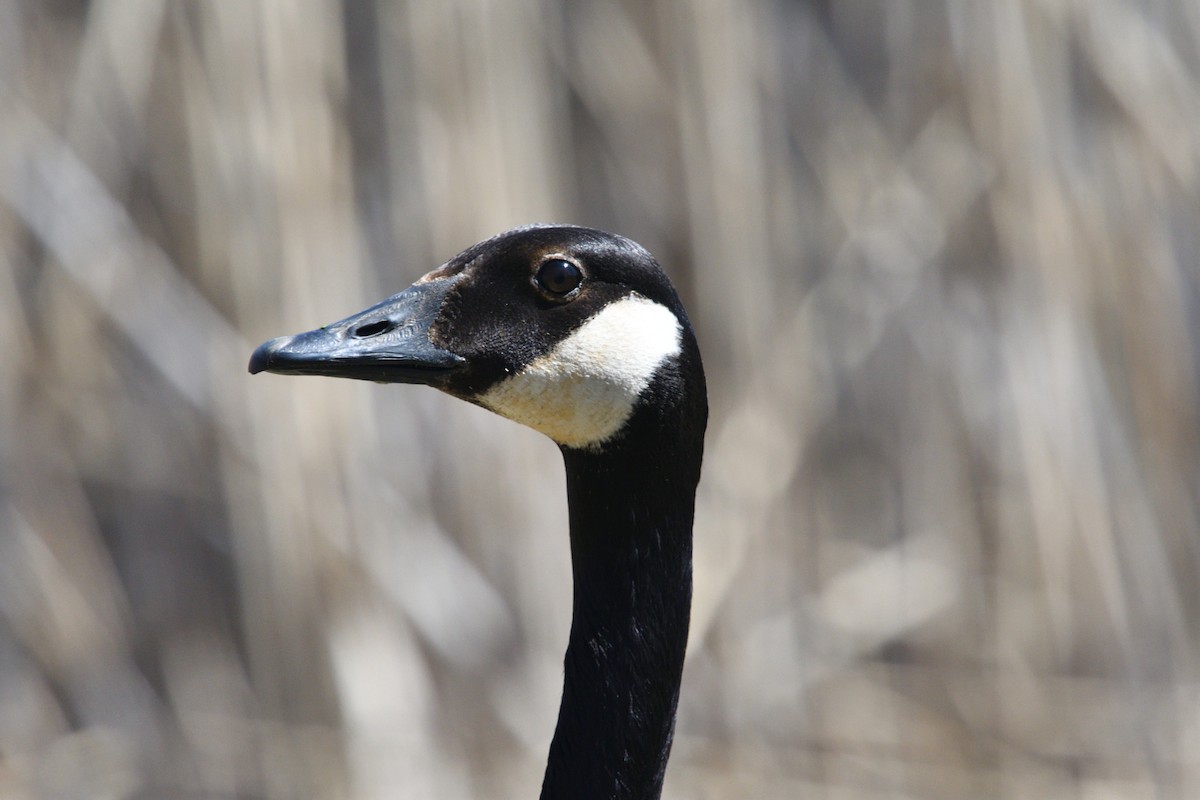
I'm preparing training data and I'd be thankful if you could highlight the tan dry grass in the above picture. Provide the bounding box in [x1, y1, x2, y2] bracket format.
[0, 1, 1197, 797]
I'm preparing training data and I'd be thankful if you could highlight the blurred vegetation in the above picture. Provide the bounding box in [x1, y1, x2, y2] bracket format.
[2, 1, 1199, 798]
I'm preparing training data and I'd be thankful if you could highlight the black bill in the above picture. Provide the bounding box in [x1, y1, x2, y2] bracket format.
[248, 274, 465, 385]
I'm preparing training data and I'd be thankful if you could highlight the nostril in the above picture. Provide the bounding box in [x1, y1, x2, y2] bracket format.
[353, 319, 393, 338]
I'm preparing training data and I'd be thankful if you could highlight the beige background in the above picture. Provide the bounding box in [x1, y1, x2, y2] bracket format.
[2, 1, 1198, 797]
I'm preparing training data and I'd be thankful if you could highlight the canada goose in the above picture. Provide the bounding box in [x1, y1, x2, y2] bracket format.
[249, 225, 707, 800]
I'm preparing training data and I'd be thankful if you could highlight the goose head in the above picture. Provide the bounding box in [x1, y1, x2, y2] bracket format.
[249, 224, 705, 451]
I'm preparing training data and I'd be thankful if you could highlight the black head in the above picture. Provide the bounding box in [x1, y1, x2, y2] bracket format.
[249, 225, 706, 450]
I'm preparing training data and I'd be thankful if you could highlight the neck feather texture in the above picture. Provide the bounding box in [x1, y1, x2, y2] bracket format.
[539, 406, 703, 800]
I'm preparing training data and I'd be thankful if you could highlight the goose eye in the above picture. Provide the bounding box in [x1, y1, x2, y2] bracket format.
[535, 259, 583, 297]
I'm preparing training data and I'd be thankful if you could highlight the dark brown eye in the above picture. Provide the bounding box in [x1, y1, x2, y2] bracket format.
[535, 258, 583, 297]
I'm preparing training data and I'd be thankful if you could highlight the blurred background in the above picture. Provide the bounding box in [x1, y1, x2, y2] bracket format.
[2, 1, 1199, 797]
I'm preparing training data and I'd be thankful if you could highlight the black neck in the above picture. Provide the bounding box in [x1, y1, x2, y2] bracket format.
[539, 410, 703, 800]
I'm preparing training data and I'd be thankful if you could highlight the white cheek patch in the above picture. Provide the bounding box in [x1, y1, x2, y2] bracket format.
[479, 295, 682, 448]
